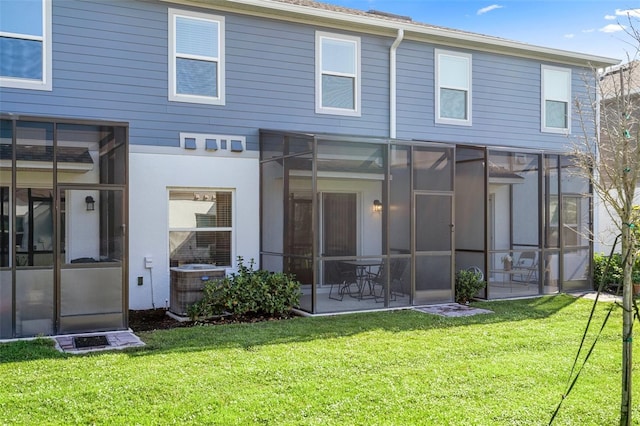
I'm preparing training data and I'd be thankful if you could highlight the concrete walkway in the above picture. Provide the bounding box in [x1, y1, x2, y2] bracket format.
[568, 291, 622, 303]
[414, 303, 493, 317]
[413, 291, 623, 318]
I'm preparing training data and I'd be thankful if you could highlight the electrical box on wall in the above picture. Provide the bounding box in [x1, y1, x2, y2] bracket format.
[144, 256, 153, 269]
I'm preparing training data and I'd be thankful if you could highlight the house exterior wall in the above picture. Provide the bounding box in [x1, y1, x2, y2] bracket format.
[396, 47, 594, 150]
[1, 1, 597, 148]
[128, 149, 259, 310]
[594, 187, 640, 254]
[0, 0, 610, 311]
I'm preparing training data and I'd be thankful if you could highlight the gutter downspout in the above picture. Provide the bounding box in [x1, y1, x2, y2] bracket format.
[390, 29, 404, 139]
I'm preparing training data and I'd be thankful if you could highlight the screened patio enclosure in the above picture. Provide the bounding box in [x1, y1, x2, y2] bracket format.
[260, 130, 592, 314]
[0, 116, 128, 338]
[456, 147, 591, 299]
[261, 130, 454, 314]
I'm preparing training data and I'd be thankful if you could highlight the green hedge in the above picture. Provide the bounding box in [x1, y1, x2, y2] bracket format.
[188, 257, 301, 319]
[592, 252, 640, 292]
[593, 252, 623, 291]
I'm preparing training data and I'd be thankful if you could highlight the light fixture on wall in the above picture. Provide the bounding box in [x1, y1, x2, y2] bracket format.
[85, 195, 95, 211]
[373, 199, 382, 213]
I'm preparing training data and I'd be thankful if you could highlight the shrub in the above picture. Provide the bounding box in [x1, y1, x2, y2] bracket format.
[455, 269, 486, 304]
[188, 257, 301, 320]
[593, 252, 623, 291]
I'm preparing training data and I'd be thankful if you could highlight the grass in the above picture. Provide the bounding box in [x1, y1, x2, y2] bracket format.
[0, 295, 639, 425]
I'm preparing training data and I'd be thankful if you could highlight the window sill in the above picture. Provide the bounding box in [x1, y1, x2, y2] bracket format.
[0, 77, 51, 91]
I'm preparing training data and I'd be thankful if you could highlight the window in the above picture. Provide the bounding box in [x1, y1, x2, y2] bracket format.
[168, 9, 225, 105]
[316, 31, 361, 116]
[169, 190, 233, 267]
[0, 0, 51, 90]
[435, 49, 471, 125]
[542, 65, 571, 133]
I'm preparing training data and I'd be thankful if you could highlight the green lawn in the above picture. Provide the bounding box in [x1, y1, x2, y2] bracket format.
[0, 295, 638, 425]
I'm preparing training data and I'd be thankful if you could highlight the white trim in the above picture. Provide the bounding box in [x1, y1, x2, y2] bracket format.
[288, 169, 384, 180]
[0, 31, 43, 42]
[435, 49, 472, 126]
[0, 160, 92, 172]
[315, 31, 361, 117]
[168, 8, 225, 105]
[129, 144, 259, 158]
[541, 64, 571, 135]
[0, 0, 52, 91]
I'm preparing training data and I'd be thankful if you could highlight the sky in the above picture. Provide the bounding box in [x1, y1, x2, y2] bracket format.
[319, 0, 640, 64]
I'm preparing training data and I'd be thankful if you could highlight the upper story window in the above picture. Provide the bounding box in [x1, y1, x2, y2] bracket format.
[0, 0, 52, 90]
[168, 8, 225, 105]
[435, 49, 472, 126]
[541, 65, 571, 134]
[316, 31, 361, 116]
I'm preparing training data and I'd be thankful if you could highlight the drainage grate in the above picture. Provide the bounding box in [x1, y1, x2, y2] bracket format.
[73, 335, 110, 349]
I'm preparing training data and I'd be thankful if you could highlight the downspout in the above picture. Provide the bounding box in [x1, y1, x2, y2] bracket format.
[390, 28, 404, 139]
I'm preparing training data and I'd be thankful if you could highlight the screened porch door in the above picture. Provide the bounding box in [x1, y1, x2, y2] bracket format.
[413, 192, 454, 304]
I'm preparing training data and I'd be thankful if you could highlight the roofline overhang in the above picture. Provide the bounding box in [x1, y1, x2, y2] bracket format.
[162, 0, 620, 68]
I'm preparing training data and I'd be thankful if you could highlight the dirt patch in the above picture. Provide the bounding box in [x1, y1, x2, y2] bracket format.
[128, 309, 295, 332]
[128, 309, 190, 332]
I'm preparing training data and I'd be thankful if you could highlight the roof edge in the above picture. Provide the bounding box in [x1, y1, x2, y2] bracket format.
[163, 0, 620, 68]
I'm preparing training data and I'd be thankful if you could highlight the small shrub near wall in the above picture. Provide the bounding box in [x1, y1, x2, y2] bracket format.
[188, 257, 301, 320]
[592, 252, 623, 291]
[592, 252, 640, 293]
[455, 269, 486, 304]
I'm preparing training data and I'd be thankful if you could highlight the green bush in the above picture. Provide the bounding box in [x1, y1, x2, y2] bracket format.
[455, 269, 486, 304]
[188, 257, 301, 320]
[593, 252, 623, 291]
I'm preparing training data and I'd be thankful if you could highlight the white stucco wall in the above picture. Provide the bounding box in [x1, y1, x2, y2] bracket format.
[128, 148, 259, 310]
[594, 187, 640, 254]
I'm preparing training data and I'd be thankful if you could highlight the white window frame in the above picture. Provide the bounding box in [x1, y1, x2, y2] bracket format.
[168, 8, 225, 105]
[541, 65, 571, 134]
[0, 0, 52, 91]
[315, 31, 361, 117]
[168, 188, 235, 268]
[435, 49, 472, 126]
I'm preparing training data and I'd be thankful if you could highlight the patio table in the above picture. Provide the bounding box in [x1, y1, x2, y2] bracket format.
[342, 259, 382, 299]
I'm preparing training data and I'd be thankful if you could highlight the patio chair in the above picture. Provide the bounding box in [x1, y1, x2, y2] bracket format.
[369, 258, 408, 302]
[513, 251, 537, 283]
[327, 261, 358, 300]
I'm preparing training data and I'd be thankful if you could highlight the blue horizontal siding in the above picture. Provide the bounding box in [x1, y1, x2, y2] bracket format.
[0, 0, 596, 153]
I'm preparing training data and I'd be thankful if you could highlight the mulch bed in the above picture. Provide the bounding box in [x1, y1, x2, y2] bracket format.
[128, 309, 294, 332]
[128, 309, 190, 332]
